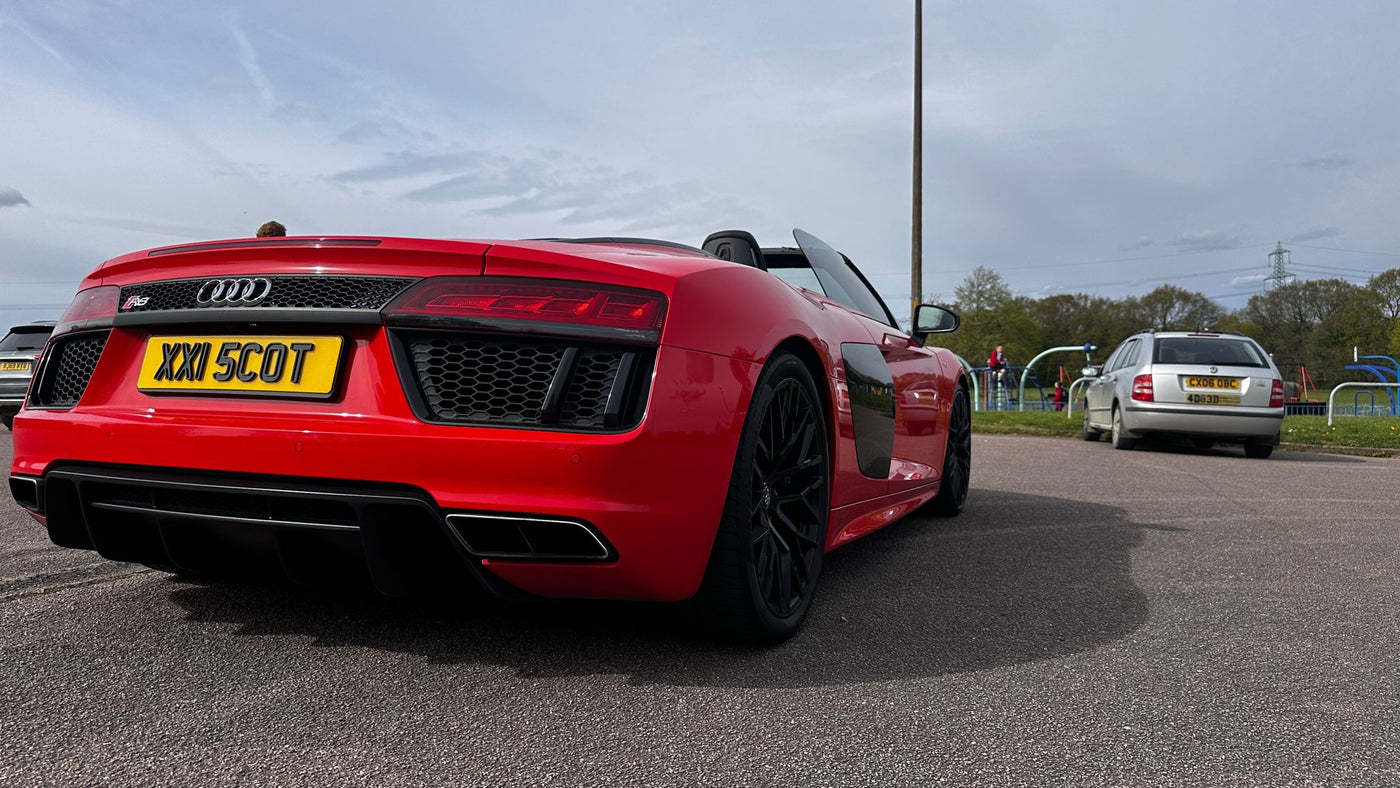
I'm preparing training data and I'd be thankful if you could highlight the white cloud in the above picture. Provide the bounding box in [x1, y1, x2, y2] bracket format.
[1168, 231, 1245, 252]
[226, 11, 276, 113]
[0, 0, 1396, 319]
[1229, 274, 1267, 286]
[1288, 226, 1343, 242]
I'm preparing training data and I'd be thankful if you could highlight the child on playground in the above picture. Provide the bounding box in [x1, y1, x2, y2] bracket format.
[1051, 380, 1067, 411]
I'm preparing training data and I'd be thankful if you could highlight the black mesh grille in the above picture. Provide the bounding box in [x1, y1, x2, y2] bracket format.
[31, 332, 108, 408]
[402, 332, 647, 431]
[559, 351, 622, 428]
[414, 337, 565, 424]
[118, 276, 415, 313]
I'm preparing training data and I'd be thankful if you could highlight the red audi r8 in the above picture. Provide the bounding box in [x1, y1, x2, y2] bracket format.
[8, 228, 969, 642]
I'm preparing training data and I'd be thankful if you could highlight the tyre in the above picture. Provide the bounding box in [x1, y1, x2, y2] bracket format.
[696, 352, 830, 644]
[1243, 441, 1273, 459]
[1081, 402, 1100, 442]
[927, 384, 971, 517]
[1110, 405, 1136, 450]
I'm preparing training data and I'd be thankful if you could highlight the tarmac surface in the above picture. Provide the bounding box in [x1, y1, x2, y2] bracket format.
[1, 433, 1397, 786]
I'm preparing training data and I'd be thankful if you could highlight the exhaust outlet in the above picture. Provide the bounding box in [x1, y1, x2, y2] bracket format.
[445, 513, 614, 562]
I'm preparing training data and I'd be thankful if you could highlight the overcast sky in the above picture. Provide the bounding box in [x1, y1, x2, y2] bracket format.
[1, 0, 1397, 332]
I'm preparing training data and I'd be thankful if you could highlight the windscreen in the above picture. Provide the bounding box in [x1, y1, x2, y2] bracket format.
[1153, 336, 1268, 368]
[768, 267, 825, 294]
[792, 229, 895, 326]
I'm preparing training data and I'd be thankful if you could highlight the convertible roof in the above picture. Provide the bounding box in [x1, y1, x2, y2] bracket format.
[537, 237, 711, 256]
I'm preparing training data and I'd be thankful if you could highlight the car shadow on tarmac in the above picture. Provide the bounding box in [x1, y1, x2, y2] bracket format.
[165, 489, 1162, 688]
[1120, 437, 1370, 463]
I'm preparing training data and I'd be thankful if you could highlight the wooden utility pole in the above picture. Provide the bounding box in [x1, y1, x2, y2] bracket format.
[911, 0, 923, 326]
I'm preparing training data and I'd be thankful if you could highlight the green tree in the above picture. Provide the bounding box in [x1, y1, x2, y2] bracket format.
[1128, 284, 1223, 331]
[1368, 268, 1400, 321]
[953, 266, 1012, 313]
[1238, 278, 1364, 386]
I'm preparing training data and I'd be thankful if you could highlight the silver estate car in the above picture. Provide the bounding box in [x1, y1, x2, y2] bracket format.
[1082, 330, 1285, 458]
[0, 321, 55, 430]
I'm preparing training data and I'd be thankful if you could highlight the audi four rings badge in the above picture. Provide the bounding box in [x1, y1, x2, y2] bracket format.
[196, 278, 273, 306]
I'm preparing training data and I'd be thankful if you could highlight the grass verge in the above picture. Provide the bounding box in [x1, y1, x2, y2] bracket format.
[973, 410, 1081, 438]
[972, 409, 1400, 451]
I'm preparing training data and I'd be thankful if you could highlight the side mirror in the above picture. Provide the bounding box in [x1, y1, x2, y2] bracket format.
[913, 304, 959, 337]
[1082, 365, 1101, 378]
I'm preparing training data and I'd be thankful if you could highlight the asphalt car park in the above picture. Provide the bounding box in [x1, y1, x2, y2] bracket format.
[2, 433, 1398, 786]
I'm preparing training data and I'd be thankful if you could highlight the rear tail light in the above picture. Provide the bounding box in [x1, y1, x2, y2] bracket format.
[54, 286, 119, 336]
[383, 277, 668, 342]
[1131, 374, 1154, 402]
[1269, 379, 1284, 408]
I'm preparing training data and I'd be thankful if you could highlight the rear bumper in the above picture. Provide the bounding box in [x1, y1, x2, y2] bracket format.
[0, 378, 29, 407]
[1121, 402, 1283, 442]
[0, 380, 31, 400]
[11, 344, 759, 601]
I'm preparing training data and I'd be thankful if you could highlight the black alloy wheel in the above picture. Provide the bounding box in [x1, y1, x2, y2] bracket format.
[749, 375, 827, 617]
[697, 352, 830, 643]
[927, 384, 970, 516]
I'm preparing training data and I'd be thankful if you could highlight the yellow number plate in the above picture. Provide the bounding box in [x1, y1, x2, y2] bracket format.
[0, 361, 30, 372]
[1184, 376, 1240, 390]
[1186, 393, 1240, 406]
[138, 335, 343, 398]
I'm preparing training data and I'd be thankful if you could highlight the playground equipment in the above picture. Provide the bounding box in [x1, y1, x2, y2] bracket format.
[975, 364, 1029, 411]
[952, 354, 980, 411]
[1345, 354, 1400, 416]
[1065, 376, 1097, 418]
[1292, 365, 1320, 402]
[1328, 382, 1400, 426]
[1019, 344, 1097, 411]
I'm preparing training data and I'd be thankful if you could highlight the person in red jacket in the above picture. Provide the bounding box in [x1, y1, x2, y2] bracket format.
[988, 345, 1007, 372]
[1051, 380, 1068, 411]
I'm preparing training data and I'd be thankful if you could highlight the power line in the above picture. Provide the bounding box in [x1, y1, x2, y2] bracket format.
[1290, 266, 1372, 281]
[870, 242, 1277, 279]
[1291, 243, 1400, 258]
[1015, 264, 1262, 296]
[1291, 261, 1385, 275]
[0, 282, 80, 286]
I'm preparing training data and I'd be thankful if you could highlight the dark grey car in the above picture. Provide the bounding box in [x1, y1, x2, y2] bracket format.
[0, 322, 56, 429]
[1083, 330, 1285, 458]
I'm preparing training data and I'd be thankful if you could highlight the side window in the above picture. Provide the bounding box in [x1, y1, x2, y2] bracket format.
[1119, 339, 1142, 369]
[1101, 344, 1126, 373]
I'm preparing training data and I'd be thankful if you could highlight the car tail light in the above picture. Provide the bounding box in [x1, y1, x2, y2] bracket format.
[1269, 379, 1284, 408]
[54, 286, 119, 336]
[1131, 374, 1154, 402]
[383, 277, 668, 342]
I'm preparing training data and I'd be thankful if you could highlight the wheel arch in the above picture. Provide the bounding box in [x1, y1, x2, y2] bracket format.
[771, 335, 835, 454]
